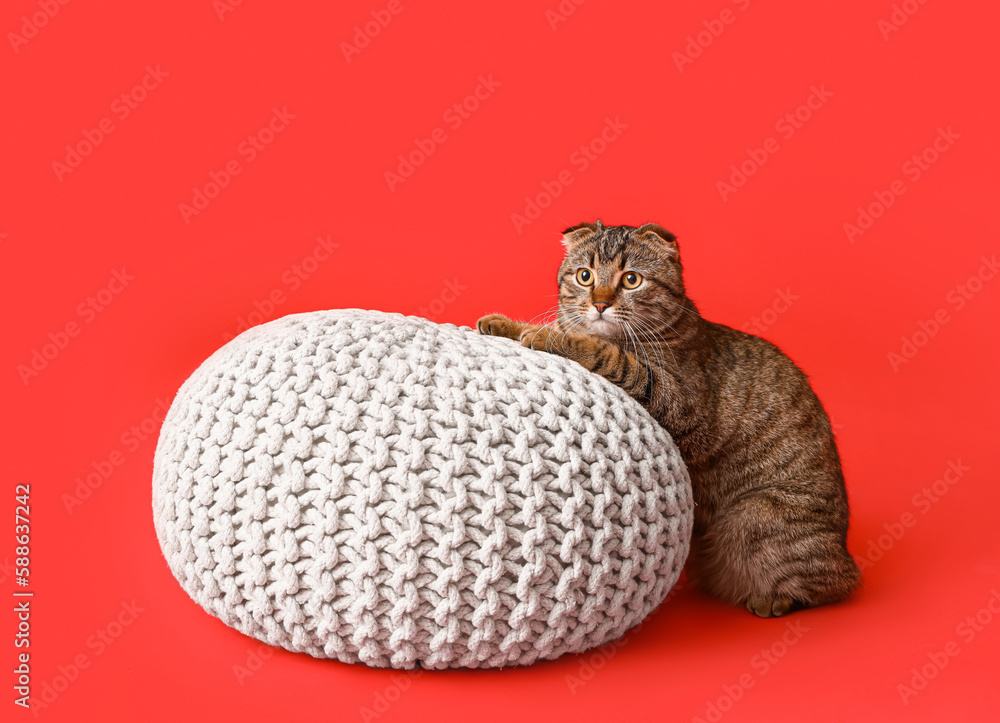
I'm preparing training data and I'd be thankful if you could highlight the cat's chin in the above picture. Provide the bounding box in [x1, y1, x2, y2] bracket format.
[587, 318, 621, 338]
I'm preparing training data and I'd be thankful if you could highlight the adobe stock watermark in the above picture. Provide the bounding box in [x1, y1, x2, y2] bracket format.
[359, 670, 423, 722]
[17, 267, 136, 386]
[384, 74, 501, 191]
[673, 0, 752, 72]
[51, 65, 169, 182]
[741, 289, 799, 335]
[897, 588, 999, 706]
[716, 85, 833, 201]
[20, 600, 144, 716]
[878, 0, 931, 40]
[510, 116, 628, 234]
[62, 398, 170, 514]
[843, 126, 959, 243]
[887, 254, 996, 372]
[419, 278, 467, 321]
[855, 458, 969, 571]
[179, 106, 296, 223]
[341, 0, 413, 62]
[692, 619, 809, 723]
[546, 0, 588, 30]
[220, 234, 339, 342]
[214, 0, 244, 20]
[232, 644, 274, 685]
[566, 580, 686, 694]
[564, 624, 643, 695]
[7, 0, 71, 54]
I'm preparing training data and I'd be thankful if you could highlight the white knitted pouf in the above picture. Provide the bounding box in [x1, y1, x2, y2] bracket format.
[152, 309, 692, 669]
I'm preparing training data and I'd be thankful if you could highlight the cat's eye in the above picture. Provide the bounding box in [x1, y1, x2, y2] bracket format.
[622, 272, 643, 289]
[576, 268, 594, 286]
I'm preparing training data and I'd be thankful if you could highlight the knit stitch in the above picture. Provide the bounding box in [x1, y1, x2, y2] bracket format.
[152, 309, 693, 668]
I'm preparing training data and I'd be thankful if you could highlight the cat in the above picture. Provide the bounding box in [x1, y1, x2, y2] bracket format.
[477, 221, 860, 617]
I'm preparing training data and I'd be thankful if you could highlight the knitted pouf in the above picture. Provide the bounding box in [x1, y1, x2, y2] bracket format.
[152, 309, 693, 669]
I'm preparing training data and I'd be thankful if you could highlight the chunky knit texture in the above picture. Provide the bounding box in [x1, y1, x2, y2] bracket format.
[152, 309, 693, 669]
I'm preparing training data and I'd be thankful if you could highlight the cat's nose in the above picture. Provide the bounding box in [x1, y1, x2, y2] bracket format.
[593, 302, 611, 314]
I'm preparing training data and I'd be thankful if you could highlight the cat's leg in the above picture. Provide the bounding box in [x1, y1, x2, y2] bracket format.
[476, 313, 528, 341]
[695, 489, 860, 617]
[519, 326, 654, 400]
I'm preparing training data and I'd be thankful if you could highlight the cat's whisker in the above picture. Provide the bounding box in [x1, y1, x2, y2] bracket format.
[526, 304, 562, 326]
[622, 317, 670, 400]
[533, 297, 562, 317]
[628, 313, 680, 400]
[661, 298, 702, 321]
[552, 311, 588, 355]
[635, 310, 683, 353]
[628, 312, 680, 376]
[621, 320, 657, 399]
[623, 319, 663, 387]
[554, 307, 587, 332]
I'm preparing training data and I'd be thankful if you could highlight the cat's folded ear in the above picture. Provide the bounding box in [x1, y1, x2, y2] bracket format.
[561, 221, 602, 250]
[636, 223, 679, 256]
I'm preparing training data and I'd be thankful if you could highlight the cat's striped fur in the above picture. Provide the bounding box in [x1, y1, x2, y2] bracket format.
[478, 221, 860, 617]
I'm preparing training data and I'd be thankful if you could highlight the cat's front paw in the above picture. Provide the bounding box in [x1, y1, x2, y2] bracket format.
[519, 325, 571, 355]
[477, 313, 525, 341]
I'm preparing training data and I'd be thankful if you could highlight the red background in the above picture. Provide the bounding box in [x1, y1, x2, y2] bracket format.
[1, 0, 998, 721]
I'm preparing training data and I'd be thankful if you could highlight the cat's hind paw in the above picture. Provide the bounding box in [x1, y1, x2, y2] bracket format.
[746, 593, 797, 618]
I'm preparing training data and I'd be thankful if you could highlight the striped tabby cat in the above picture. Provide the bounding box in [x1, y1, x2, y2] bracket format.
[477, 221, 860, 617]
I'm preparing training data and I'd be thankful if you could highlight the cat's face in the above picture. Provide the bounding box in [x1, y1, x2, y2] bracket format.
[557, 222, 686, 341]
